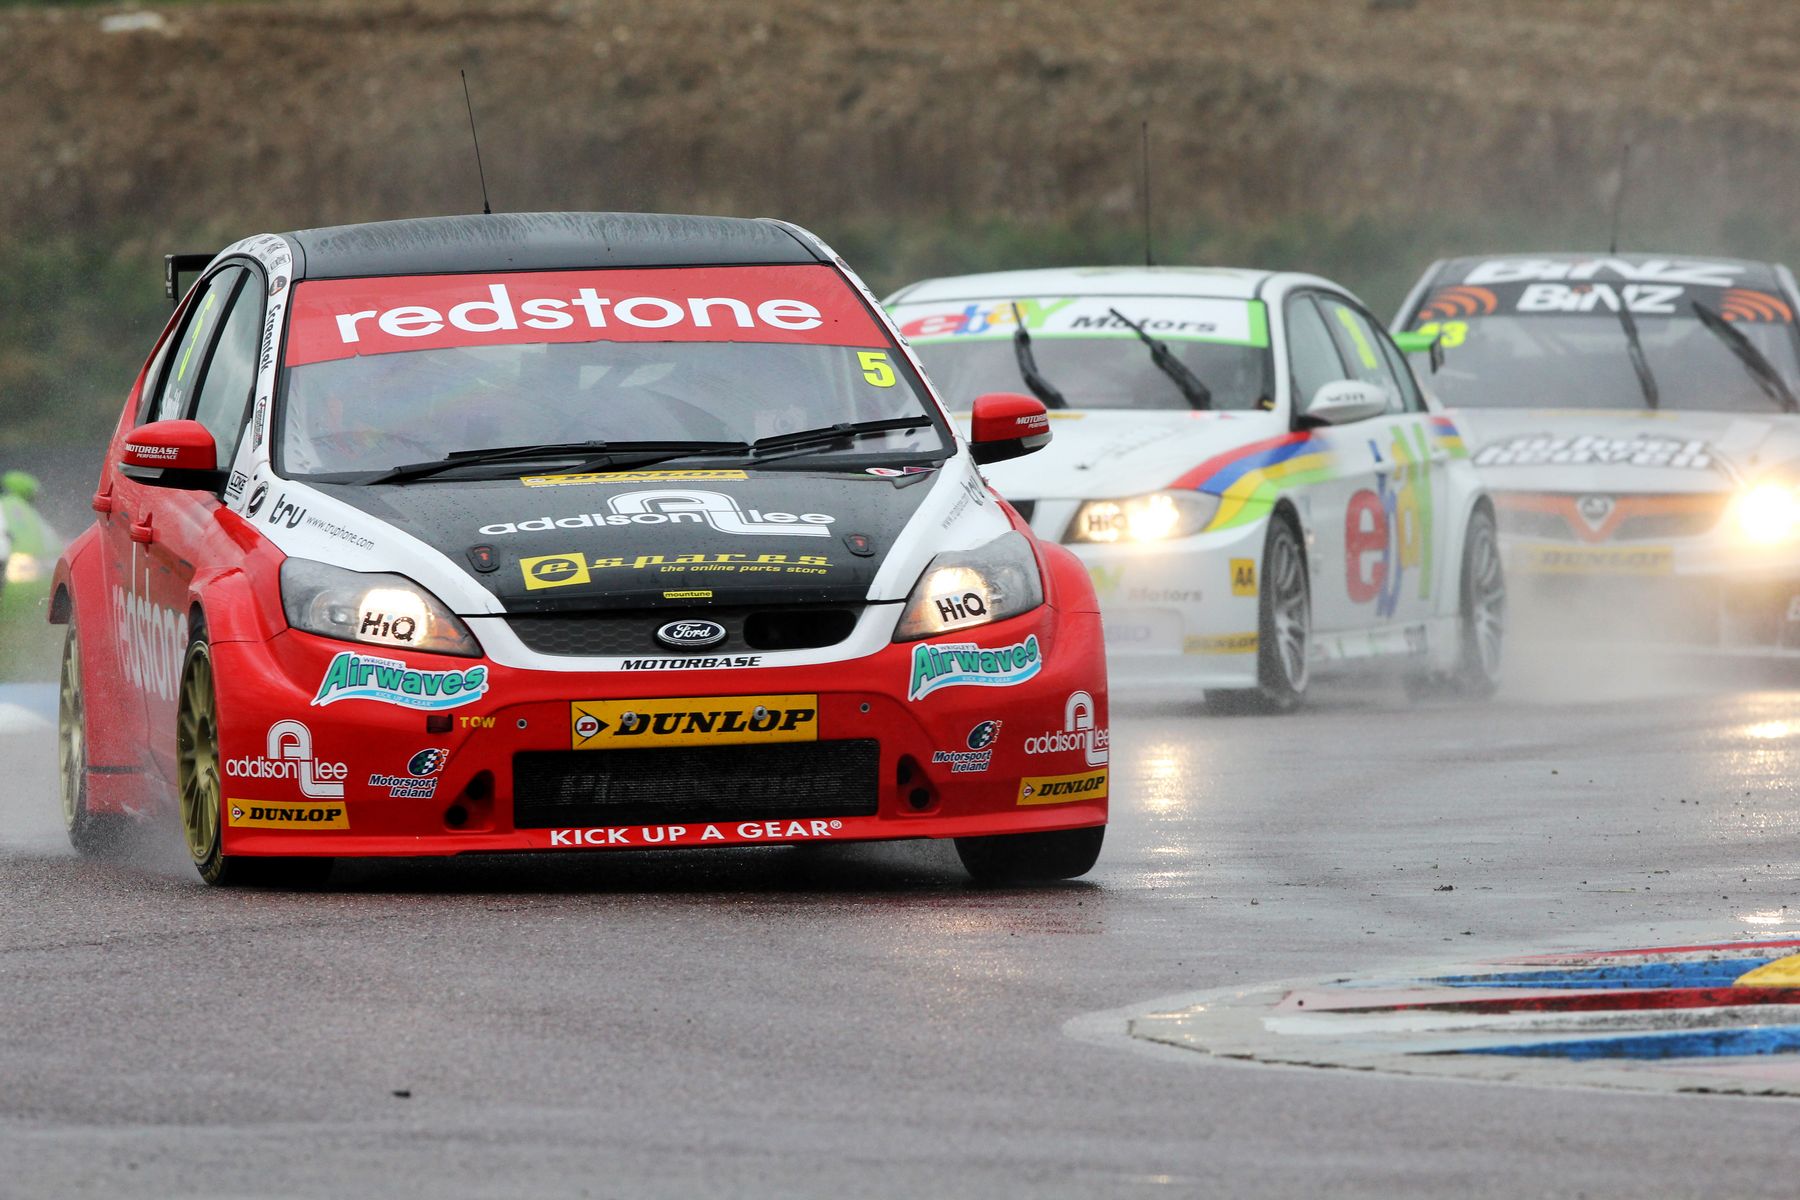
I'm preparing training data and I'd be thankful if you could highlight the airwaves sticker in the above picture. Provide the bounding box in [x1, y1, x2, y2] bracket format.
[1016, 770, 1108, 806]
[570, 695, 819, 749]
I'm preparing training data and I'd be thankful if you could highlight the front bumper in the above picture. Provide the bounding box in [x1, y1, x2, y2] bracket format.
[209, 606, 1109, 858]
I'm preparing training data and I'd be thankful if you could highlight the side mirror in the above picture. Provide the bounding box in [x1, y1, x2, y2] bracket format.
[2, 470, 39, 502]
[969, 392, 1052, 465]
[1300, 380, 1392, 428]
[120, 419, 225, 489]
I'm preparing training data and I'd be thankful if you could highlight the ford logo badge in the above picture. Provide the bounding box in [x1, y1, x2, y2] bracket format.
[655, 619, 727, 650]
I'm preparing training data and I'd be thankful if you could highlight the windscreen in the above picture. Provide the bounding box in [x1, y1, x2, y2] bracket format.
[1401, 260, 1800, 413]
[887, 295, 1272, 411]
[279, 265, 946, 477]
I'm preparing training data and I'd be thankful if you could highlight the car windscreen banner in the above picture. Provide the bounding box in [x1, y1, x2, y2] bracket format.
[1412, 260, 1792, 323]
[285, 265, 888, 366]
[887, 296, 1267, 346]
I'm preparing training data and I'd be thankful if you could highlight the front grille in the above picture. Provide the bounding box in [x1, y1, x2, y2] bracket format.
[1494, 493, 1727, 543]
[512, 740, 881, 828]
[508, 606, 861, 657]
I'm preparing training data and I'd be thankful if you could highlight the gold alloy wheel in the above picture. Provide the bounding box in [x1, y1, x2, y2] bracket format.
[176, 641, 221, 865]
[57, 627, 83, 833]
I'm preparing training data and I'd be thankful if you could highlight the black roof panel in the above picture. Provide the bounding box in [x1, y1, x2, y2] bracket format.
[284, 212, 823, 280]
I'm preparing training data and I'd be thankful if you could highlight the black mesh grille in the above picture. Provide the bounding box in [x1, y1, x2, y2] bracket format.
[512, 740, 881, 828]
[509, 607, 860, 657]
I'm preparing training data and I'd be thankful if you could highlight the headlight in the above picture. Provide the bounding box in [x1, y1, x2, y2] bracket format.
[281, 559, 480, 656]
[1064, 491, 1219, 544]
[894, 531, 1044, 641]
[1734, 481, 1800, 546]
[4, 553, 40, 584]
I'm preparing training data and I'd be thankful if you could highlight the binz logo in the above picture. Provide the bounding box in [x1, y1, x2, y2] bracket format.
[225, 720, 347, 799]
[479, 489, 833, 537]
[1023, 691, 1109, 766]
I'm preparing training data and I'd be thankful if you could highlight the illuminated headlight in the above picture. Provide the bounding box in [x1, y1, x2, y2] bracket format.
[894, 531, 1044, 641]
[1734, 481, 1800, 546]
[281, 559, 480, 656]
[1064, 491, 1219, 544]
[4, 554, 41, 584]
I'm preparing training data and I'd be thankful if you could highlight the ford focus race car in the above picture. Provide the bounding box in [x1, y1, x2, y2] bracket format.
[1395, 253, 1800, 650]
[884, 267, 1503, 709]
[53, 212, 1107, 885]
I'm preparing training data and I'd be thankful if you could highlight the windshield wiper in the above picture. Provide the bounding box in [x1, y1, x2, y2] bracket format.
[1108, 307, 1212, 409]
[746, 416, 936, 462]
[1692, 300, 1800, 414]
[1613, 296, 1661, 411]
[365, 439, 749, 484]
[1010, 302, 1068, 410]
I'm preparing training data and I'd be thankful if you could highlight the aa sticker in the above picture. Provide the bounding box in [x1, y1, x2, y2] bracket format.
[227, 801, 349, 830]
[1017, 770, 1108, 806]
[570, 695, 819, 749]
[1230, 558, 1257, 596]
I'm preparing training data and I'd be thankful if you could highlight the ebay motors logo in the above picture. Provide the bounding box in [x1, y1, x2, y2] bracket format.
[312, 651, 489, 710]
[908, 635, 1042, 701]
[285, 266, 886, 366]
[479, 489, 833, 537]
[1346, 425, 1437, 620]
[225, 720, 347, 799]
[1023, 691, 1108, 767]
[896, 298, 1075, 340]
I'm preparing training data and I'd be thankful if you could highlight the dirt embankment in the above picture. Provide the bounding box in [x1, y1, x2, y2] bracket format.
[5, 0, 1800, 249]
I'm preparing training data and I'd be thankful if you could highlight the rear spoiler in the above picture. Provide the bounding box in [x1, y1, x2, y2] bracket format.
[163, 252, 219, 305]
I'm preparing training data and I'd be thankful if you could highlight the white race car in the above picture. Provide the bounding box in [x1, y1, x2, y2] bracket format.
[884, 267, 1502, 709]
[1394, 253, 1800, 651]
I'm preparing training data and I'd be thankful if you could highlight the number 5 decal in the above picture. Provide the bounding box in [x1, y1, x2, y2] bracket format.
[858, 351, 896, 388]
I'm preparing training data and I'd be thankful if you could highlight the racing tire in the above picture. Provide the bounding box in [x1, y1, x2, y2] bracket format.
[954, 825, 1104, 884]
[1448, 505, 1506, 698]
[1206, 513, 1310, 714]
[59, 617, 127, 856]
[177, 629, 333, 889]
[1406, 506, 1506, 702]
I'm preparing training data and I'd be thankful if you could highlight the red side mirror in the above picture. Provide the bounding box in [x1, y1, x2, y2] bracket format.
[968, 392, 1052, 466]
[120, 419, 221, 486]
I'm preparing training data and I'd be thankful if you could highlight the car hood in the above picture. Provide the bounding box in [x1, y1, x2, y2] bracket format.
[969, 409, 1291, 499]
[250, 463, 1003, 615]
[1448, 407, 1800, 494]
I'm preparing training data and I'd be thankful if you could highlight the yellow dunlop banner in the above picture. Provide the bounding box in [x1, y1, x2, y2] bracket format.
[1510, 545, 1673, 575]
[227, 801, 349, 830]
[571, 695, 819, 749]
[1016, 769, 1108, 806]
[1185, 632, 1259, 655]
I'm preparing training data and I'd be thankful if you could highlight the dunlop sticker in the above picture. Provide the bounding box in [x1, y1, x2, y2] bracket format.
[227, 800, 349, 830]
[1184, 632, 1259, 655]
[570, 695, 819, 749]
[1509, 544, 1673, 575]
[1016, 770, 1108, 806]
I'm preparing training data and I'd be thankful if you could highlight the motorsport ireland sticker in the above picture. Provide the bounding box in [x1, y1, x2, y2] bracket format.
[311, 651, 489, 710]
[908, 635, 1042, 701]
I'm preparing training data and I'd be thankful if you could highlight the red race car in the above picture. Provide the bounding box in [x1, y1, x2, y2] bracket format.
[53, 213, 1108, 886]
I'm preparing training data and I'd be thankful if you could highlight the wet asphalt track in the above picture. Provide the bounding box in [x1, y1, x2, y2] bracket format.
[4, 653, 1800, 1199]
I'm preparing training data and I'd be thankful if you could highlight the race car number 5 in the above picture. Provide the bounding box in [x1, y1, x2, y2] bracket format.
[858, 351, 896, 388]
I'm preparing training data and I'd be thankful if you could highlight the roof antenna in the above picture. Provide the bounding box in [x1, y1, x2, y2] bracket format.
[1140, 120, 1154, 267]
[461, 69, 492, 215]
[1607, 139, 1630, 255]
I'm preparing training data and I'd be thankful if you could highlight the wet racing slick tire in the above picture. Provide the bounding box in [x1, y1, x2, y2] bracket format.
[955, 825, 1104, 884]
[59, 614, 127, 855]
[178, 626, 332, 889]
[1407, 505, 1506, 702]
[1206, 512, 1310, 714]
